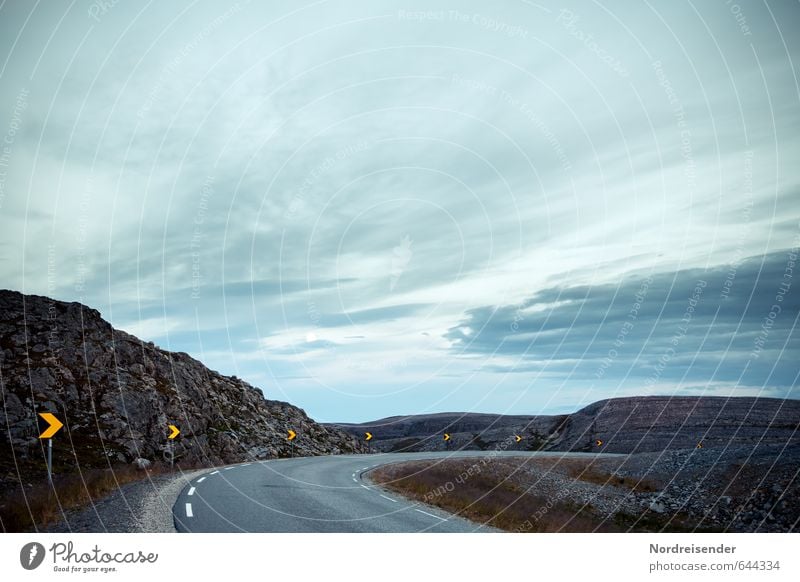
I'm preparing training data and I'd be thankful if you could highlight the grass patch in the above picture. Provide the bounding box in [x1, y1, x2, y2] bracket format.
[612, 509, 718, 533]
[0, 463, 169, 532]
[570, 467, 659, 492]
[369, 459, 622, 532]
[521, 457, 660, 492]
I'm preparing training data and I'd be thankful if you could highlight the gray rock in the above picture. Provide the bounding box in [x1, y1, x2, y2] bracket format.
[331, 395, 800, 453]
[133, 458, 152, 470]
[0, 290, 367, 486]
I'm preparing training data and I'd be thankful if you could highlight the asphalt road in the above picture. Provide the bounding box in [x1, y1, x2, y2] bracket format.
[173, 451, 618, 532]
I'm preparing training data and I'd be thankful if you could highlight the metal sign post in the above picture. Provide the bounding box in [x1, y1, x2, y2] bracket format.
[167, 424, 180, 470]
[38, 412, 63, 484]
[47, 440, 53, 484]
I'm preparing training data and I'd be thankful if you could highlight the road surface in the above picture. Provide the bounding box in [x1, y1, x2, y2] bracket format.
[173, 451, 620, 532]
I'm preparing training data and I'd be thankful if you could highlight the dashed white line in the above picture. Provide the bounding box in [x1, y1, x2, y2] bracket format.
[188, 487, 196, 496]
[210, 470, 220, 475]
[414, 508, 446, 521]
[185, 503, 194, 518]
[242, 463, 251, 466]
[352, 477, 358, 482]
[197, 477, 206, 483]
[380, 494, 398, 503]
[224, 467, 234, 471]
[360, 484, 370, 490]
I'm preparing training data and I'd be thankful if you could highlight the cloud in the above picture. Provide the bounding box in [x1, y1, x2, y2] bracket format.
[445, 251, 800, 393]
[116, 316, 186, 340]
[316, 303, 434, 328]
[0, 1, 798, 420]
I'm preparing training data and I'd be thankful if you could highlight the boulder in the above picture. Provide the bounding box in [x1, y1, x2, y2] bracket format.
[133, 458, 152, 471]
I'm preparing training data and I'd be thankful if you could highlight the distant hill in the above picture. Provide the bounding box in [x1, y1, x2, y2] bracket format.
[328, 411, 564, 452]
[328, 396, 800, 453]
[0, 290, 365, 486]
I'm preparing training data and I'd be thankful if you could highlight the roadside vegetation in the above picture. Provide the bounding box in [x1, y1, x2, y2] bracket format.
[528, 456, 660, 493]
[0, 463, 168, 532]
[368, 457, 671, 532]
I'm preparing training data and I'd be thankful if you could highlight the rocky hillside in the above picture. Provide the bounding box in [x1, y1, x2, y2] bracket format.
[331, 396, 800, 453]
[0, 290, 365, 486]
[329, 412, 564, 452]
[550, 396, 800, 453]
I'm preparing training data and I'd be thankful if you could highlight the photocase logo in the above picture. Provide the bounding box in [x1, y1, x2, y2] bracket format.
[20, 542, 46, 570]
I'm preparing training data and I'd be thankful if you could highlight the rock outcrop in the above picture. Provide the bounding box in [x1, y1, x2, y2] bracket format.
[0, 290, 364, 485]
[331, 396, 800, 453]
[550, 396, 800, 453]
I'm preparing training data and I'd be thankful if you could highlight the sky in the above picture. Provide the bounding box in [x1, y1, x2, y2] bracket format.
[0, 1, 798, 422]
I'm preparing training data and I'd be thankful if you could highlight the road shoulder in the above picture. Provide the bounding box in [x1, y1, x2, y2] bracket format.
[44, 468, 207, 533]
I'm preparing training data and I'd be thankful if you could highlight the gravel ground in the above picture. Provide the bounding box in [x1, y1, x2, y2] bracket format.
[372, 443, 800, 532]
[45, 468, 206, 533]
[607, 443, 800, 532]
[506, 444, 800, 532]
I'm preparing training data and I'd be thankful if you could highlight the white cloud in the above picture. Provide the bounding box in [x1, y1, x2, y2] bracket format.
[1, 0, 797, 420]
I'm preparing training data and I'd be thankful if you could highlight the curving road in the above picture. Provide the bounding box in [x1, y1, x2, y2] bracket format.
[172, 451, 619, 533]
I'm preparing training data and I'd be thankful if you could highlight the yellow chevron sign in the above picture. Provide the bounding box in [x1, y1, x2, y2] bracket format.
[38, 413, 63, 439]
[596, 439, 603, 447]
[365, 432, 373, 441]
[515, 435, 522, 443]
[287, 429, 297, 441]
[168, 425, 180, 439]
[443, 433, 451, 442]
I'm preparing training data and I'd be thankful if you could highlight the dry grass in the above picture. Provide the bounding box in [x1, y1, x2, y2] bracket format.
[369, 459, 615, 532]
[569, 466, 659, 492]
[0, 463, 169, 532]
[522, 457, 660, 492]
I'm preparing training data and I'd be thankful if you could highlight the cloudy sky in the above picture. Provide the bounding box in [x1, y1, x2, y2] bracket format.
[1, 1, 798, 422]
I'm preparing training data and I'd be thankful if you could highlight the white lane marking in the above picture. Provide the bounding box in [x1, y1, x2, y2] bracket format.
[210, 470, 220, 475]
[188, 487, 196, 496]
[360, 484, 370, 490]
[197, 477, 206, 483]
[414, 508, 446, 521]
[352, 477, 357, 482]
[185, 503, 194, 517]
[224, 467, 234, 471]
[380, 494, 398, 503]
[242, 463, 251, 466]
